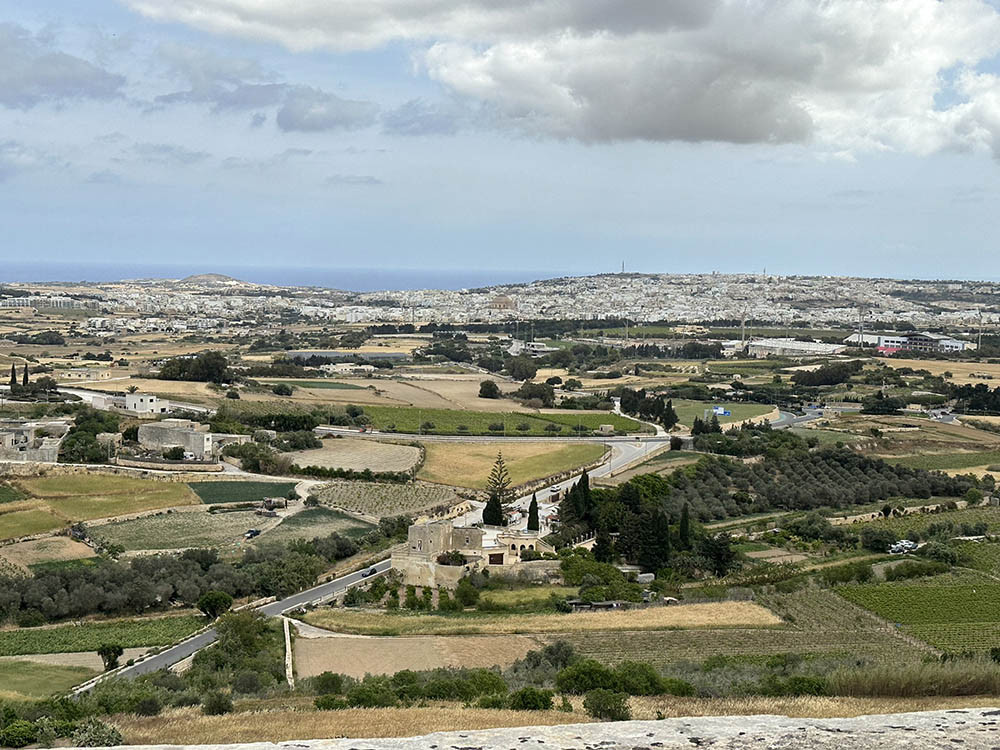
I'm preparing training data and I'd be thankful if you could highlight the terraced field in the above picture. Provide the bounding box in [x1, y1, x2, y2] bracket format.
[90, 509, 261, 551]
[418, 442, 605, 489]
[187, 481, 298, 505]
[0, 615, 204, 656]
[0, 661, 97, 701]
[260, 507, 374, 544]
[361, 406, 645, 436]
[838, 582, 1000, 653]
[863, 507, 1000, 536]
[315, 481, 462, 518]
[16, 475, 200, 522]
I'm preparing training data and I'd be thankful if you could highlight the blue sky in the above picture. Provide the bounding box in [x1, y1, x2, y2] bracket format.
[3, 0, 1000, 282]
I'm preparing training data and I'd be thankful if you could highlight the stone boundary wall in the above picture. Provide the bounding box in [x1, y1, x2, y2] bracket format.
[64, 708, 1000, 749]
[114, 457, 223, 472]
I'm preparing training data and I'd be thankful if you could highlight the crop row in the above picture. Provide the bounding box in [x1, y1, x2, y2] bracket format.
[0, 615, 204, 656]
[316, 481, 461, 517]
[838, 583, 1000, 626]
[902, 622, 1000, 653]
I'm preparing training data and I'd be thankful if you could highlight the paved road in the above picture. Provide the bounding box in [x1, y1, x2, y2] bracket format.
[83, 559, 392, 686]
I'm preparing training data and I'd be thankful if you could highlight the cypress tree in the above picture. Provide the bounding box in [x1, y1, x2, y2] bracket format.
[679, 502, 691, 550]
[638, 508, 671, 574]
[483, 452, 511, 526]
[574, 469, 594, 524]
[8, 364, 15, 389]
[592, 530, 615, 563]
[527, 493, 539, 531]
[21, 364, 28, 387]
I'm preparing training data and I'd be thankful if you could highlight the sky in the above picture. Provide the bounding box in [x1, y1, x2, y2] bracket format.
[3, 0, 1000, 283]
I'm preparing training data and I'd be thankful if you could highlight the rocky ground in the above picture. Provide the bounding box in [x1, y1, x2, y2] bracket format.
[85, 708, 1000, 749]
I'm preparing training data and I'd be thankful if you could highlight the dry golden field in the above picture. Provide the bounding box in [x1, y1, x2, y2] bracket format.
[881, 358, 1000, 386]
[111, 706, 589, 745]
[294, 633, 541, 678]
[288, 439, 421, 472]
[302, 601, 782, 637]
[0, 536, 96, 568]
[417, 442, 606, 489]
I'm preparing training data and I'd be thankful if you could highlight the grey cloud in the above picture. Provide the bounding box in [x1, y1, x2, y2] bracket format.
[221, 148, 314, 171]
[382, 98, 464, 136]
[250, 112, 267, 127]
[133, 142, 210, 165]
[0, 23, 125, 109]
[276, 87, 378, 132]
[0, 141, 40, 181]
[326, 174, 383, 186]
[125, 0, 1000, 155]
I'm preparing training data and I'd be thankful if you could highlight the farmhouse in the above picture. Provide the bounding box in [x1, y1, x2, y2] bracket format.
[0, 419, 71, 462]
[392, 518, 556, 588]
[90, 392, 172, 417]
[137, 418, 250, 460]
[61, 368, 113, 381]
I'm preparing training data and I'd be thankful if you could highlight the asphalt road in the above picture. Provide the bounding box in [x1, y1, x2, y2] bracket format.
[91, 559, 392, 685]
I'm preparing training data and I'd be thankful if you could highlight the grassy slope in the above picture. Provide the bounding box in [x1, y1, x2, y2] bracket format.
[670, 400, 775, 427]
[17, 475, 200, 521]
[260, 507, 375, 544]
[885, 451, 1000, 470]
[417, 442, 606, 489]
[0, 661, 97, 700]
[90, 510, 262, 551]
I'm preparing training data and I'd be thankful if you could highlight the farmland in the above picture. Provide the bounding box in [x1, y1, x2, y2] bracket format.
[863, 507, 1000, 536]
[187, 481, 299, 505]
[17, 475, 200, 521]
[360, 405, 645, 436]
[288, 440, 421, 473]
[315, 481, 462, 518]
[0, 661, 97, 701]
[0, 536, 96, 568]
[264, 379, 364, 390]
[0, 615, 204, 656]
[89, 509, 262, 551]
[0, 508, 65, 540]
[301, 601, 781, 636]
[885, 450, 1000, 471]
[838, 583, 1000, 652]
[259, 507, 375, 544]
[563, 589, 927, 668]
[417, 442, 606, 489]
[670, 400, 777, 428]
[0, 483, 25, 503]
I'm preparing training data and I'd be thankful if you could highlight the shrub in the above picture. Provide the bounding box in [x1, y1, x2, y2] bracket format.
[232, 671, 263, 695]
[312, 671, 344, 695]
[201, 691, 233, 715]
[346, 681, 398, 708]
[70, 719, 122, 748]
[556, 659, 618, 694]
[198, 590, 234, 619]
[613, 660, 663, 695]
[163, 446, 185, 460]
[0, 721, 37, 748]
[272, 383, 293, 396]
[884, 560, 949, 581]
[134, 696, 162, 716]
[819, 561, 874, 586]
[509, 687, 554, 711]
[661, 677, 696, 697]
[860, 527, 898, 553]
[583, 689, 631, 721]
[475, 693, 509, 709]
[918, 541, 959, 565]
[314, 694, 348, 711]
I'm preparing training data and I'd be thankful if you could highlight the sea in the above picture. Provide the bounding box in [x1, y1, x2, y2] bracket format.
[0, 262, 562, 293]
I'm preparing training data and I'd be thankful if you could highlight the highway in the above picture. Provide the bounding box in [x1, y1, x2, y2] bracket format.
[82, 559, 392, 687]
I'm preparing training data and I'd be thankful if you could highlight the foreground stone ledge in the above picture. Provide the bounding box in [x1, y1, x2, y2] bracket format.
[81, 708, 1000, 750]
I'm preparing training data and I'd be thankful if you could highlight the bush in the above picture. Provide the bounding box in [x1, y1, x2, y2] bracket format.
[583, 689, 631, 721]
[661, 677, 696, 697]
[312, 671, 345, 695]
[346, 681, 398, 708]
[272, 383, 293, 396]
[163, 446, 185, 460]
[613, 661, 663, 695]
[918, 541, 959, 565]
[475, 693, 510, 709]
[201, 691, 233, 715]
[232, 671, 263, 695]
[0, 721, 37, 748]
[860, 526, 898, 553]
[134, 696, 162, 716]
[509, 686, 554, 711]
[884, 560, 949, 581]
[556, 659, 618, 694]
[314, 694, 348, 710]
[70, 719, 122, 748]
[820, 561, 874, 586]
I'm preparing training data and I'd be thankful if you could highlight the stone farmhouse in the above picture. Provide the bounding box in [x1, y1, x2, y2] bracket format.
[137, 418, 249, 460]
[392, 518, 556, 589]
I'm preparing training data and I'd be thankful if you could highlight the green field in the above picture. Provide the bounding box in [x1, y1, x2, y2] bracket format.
[0, 661, 97, 701]
[418, 441, 606, 489]
[316, 482, 460, 518]
[90, 510, 262, 551]
[188, 481, 299, 505]
[864, 507, 1000, 536]
[0, 483, 25, 504]
[17, 475, 200, 521]
[670, 400, 775, 428]
[885, 451, 1000, 471]
[29, 558, 103, 574]
[0, 615, 204, 656]
[264, 379, 364, 390]
[361, 406, 645, 436]
[0, 508, 65, 540]
[260, 507, 375, 544]
[788, 427, 861, 445]
[839, 583, 1000, 652]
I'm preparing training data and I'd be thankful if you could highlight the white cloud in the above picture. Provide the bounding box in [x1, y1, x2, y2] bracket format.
[122, 0, 1000, 154]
